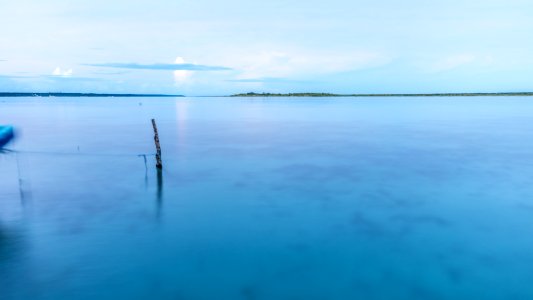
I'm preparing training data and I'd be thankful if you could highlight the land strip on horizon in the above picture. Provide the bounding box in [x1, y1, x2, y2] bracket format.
[2, 92, 533, 97]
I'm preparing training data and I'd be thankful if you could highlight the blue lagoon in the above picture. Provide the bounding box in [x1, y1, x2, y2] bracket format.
[1, 97, 533, 299]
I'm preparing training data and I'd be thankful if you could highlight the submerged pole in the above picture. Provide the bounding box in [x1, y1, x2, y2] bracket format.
[151, 119, 163, 169]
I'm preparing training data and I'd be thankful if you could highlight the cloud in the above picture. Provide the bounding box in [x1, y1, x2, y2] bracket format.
[226, 77, 309, 83]
[233, 50, 389, 79]
[0, 74, 37, 79]
[91, 71, 130, 75]
[173, 57, 192, 84]
[43, 75, 103, 82]
[52, 67, 73, 77]
[1, 74, 102, 82]
[227, 77, 283, 83]
[430, 54, 495, 72]
[86, 62, 231, 71]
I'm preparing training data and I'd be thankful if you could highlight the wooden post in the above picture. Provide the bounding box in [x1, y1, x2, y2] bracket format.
[151, 119, 163, 169]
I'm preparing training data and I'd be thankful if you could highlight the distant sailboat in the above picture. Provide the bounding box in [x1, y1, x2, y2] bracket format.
[0, 126, 15, 148]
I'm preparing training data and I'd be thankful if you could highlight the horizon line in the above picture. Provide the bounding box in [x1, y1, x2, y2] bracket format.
[2, 92, 533, 98]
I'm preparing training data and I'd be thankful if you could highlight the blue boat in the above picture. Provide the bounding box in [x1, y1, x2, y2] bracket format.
[0, 126, 15, 148]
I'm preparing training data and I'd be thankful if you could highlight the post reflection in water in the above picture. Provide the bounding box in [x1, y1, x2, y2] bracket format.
[141, 154, 148, 188]
[13, 152, 32, 206]
[156, 168, 163, 220]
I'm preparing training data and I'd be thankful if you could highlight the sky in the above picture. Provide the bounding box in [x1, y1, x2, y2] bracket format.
[0, 0, 532, 95]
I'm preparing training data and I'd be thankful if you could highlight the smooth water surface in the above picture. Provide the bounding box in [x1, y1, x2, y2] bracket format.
[2, 97, 533, 299]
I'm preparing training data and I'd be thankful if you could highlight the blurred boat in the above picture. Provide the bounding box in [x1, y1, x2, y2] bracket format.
[0, 126, 15, 148]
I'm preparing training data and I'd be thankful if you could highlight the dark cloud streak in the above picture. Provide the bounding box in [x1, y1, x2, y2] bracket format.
[0, 74, 103, 82]
[85, 62, 231, 71]
[43, 75, 104, 82]
[0, 74, 38, 79]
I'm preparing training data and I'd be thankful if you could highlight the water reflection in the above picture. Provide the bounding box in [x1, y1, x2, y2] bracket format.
[0, 224, 27, 298]
[0, 151, 32, 206]
[156, 168, 163, 220]
[15, 153, 32, 205]
[140, 154, 148, 187]
[0, 225, 19, 262]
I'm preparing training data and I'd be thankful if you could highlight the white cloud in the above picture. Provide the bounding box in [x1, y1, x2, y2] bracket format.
[173, 57, 192, 84]
[232, 49, 389, 79]
[52, 67, 73, 77]
[430, 54, 495, 72]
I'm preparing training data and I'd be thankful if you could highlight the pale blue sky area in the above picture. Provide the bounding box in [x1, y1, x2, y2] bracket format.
[0, 0, 532, 95]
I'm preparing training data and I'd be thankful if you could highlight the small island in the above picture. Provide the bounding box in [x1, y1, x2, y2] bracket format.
[231, 92, 533, 97]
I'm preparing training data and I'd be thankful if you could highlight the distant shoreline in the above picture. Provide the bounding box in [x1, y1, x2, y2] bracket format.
[2, 92, 533, 98]
[231, 92, 533, 97]
[0, 92, 184, 97]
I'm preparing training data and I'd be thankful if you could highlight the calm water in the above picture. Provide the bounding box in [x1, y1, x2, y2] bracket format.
[2, 97, 533, 299]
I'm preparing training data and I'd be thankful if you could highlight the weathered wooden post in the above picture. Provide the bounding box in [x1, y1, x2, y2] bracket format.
[151, 119, 163, 169]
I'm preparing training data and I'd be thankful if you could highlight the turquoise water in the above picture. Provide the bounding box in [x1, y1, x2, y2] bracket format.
[2, 97, 533, 299]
